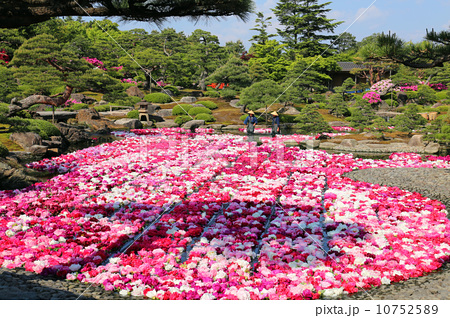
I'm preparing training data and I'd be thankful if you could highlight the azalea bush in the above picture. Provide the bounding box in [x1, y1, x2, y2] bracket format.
[1, 129, 450, 300]
[362, 91, 382, 105]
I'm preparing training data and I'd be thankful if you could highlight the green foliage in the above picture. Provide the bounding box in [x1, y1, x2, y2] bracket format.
[384, 99, 399, 108]
[194, 113, 216, 122]
[369, 117, 390, 132]
[347, 98, 376, 128]
[327, 94, 351, 118]
[248, 40, 290, 81]
[203, 90, 220, 98]
[240, 80, 283, 111]
[435, 105, 449, 113]
[8, 118, 61, 139]
[0, 66, 20, 103]
[206, 56, 251, 91]
[272, 0, 343, 57]
[174, 115, 192, 126]
[250, 12, 276, 45]
[0, 103, 9, 115]
[127, 110, 139, 119]
[172, 104, 193, 116]
[415, 85, 438, 105]
[195, 101, 218, 109]
[162, 86, 179, 96]
[279, 114, 296, 123]
[435, 90, 448, 101]
[94, 104, 111, 112]
[144, 93, 172, 104]
[0, 141, 8, 157]
[294, 104, 332, 134]
[71, 103, 89, 111]
[424, 113, 450, 142]
[391, 104, 427, 132]
[220, 89, 237, 101]
[188, 107, 212, 116]
[239, 114, 249, 121]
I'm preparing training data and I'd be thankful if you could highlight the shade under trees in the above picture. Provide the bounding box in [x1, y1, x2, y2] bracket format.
[0, 0, 254, 28]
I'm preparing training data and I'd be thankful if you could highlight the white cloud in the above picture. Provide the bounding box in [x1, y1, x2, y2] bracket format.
[354, 5, 386, 23]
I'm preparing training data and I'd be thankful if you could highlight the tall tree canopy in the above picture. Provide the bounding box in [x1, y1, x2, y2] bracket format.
[0, 0, 254, 28]
[272, 0, 342, 57]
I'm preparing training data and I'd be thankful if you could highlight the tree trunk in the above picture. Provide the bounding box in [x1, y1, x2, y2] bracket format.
[8, 85, 73, 117]
[199, 70, 207, 91]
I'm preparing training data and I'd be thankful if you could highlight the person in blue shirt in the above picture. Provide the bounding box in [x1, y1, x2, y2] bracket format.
[271, 111, 280, 137]
[244, 111, 258, 141]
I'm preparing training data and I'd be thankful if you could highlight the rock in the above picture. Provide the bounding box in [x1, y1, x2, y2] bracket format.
[76, 108, 100, 123]
[155, 120, 179, 128]
[204, 124, 224, 130]
[424, 142, 440, 154]
[0, 160, 40, 190]
[432, 102, 443, 109]
[156, 109, 173, 117]
[180, 96, 197, 103]
[339, 139, 357, 148]
[56, 123, 90, 143]
[98, 100, 108, 105]
[181, 120, 205, 131]
[328, 121, 349, 127]
[319, 142, 338, 149]
[126, 86, 145, 99]
[161, 89, 175, 97]
[29, 145, 48, 156]
[50, 136, 63, 142]
[283, 140, 298, 147]
[408, 135, 424, 147]
[397, 92, 408, 106]
[305, 140, 320, 148]
[361, 132, 375, 138]
[282, 106, 300, 115]
[70, 93, 96, 104]
[9, 132, 42, 150]
[229, 99, 241, 108]
[114, 118, 143, 129]
[222, 125, 244, 130]
[357, 140, 380, 144]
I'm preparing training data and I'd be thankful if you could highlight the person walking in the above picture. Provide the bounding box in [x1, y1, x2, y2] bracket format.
[271, 111, 280, 137]
[244, 110, 258, 142]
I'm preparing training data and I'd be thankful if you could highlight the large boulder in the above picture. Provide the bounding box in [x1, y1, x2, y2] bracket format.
[76, 108, 100, 123]
[56, 123, 90, 143]
[408, 135, 424, 147]
[339, 139, 357, 148]
[155, 120, 179, 128]
[180, 96, 197, 103]
[70, 93, 96, 104]
[282, 107, 300, 115]
[181, 120, 205, 131]
[319, 142, 338, 149]
[305, 140, 320, 148]
[114, 118, 143, 129]
[126, 86, 145, 99]
[156, 109, 173, 117]
[0, 161, 40, 190]
[229, 99, 241, 108]
[9, 132, 42, 150]
[29, 145, 48, 156]
[424, 142, 440, 154]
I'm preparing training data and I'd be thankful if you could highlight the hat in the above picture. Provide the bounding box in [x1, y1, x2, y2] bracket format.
[271, 111, 278, 116]
[247, 111, 255, 115]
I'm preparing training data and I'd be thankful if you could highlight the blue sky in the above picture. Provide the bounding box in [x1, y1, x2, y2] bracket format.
[109, 0, 450, 49]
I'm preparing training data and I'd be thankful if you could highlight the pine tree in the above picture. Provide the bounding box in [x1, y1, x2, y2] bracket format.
[272, 0, 343, 57]
[294, 104, 332, 134]
[250, 12, 276, 45]
[206, 56, 251, 91]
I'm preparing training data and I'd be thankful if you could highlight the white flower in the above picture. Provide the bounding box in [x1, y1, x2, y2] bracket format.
[5, 230, 15, 237]
[119, 290, 129, 297]
[381, 277, 391, 285]
[164, 263, 174, 271]
[200, 293, 216, 300]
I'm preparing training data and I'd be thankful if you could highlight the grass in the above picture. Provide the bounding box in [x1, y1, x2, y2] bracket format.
[0, 132, 24, 151]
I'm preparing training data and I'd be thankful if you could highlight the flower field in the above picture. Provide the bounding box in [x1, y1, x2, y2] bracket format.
[1, 128, 450, 300]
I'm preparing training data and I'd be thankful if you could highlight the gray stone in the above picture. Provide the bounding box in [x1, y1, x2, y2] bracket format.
[432, 102, 443, 109]
[70, 93, 96, 104]
[229, 99, 241, 108]
[156, 109, 173, 117]
[305, 140, 320, 148]
[222, 125, 244, 130]
[0, 161, 40, 190]
[282, 106, 300, 115]
[283, 140, 298, 147]
[424, 142, 440, 154]
[181, 120, 205, 131]
[98, 100, 108, 105]
[29, 145, 48, 155]
[319, 142, 338, 149]
[180, 96, 197, 103]
[9, 132, 42, 150]
[56, 123, 90, 143]
[408, 135, 424, 147]
[126, 86, 145, 99]
[357, 140, 380, 144]
[76, 108, 100, 123]
[114, 118, 143, 129]
[155, 120, 179, 128]
[339, 139, 357, 148]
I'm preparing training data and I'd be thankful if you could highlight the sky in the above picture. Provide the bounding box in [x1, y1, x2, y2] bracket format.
[103, 0, 450, 49]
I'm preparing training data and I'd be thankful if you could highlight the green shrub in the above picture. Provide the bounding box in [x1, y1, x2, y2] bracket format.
[195, 100, 218, 110]
[162, 86, 179, 96]
[203, 90, 220, 98]
[0, 103, 9, 115]
[239, 114, 248, 121]
[174, 115, 191, 126]
[94, 104, 111, 112]
[279, 114, 296, 123]
[384, 99, 399, 108]
[0, 141, 8, 157]
[313, 102, 326, 109]
[172, 104, 193, 116]
[195, 113, 216, 122]
[71, 103, 89, 111]
[436, 105, 449, 113]
[127, 110, 139, 119]
[188, 107, 212, 116]
[22, 119, 61, 139]
[436, 91, 448, 101]
[144, 93, 172, 104]
[220, 89, 237, 101]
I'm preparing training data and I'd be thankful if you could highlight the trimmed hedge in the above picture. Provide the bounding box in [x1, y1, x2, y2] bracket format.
[195, 113, 216, 122]
[127, 110, 139, 119]
[172, 104, 193, 116]
[0, 141, 8, 157]
[174, 115, 191, 126]
[203, 90, 220, 98]
[188, 107, 212, 116]
[144, 93, 172, 104]
[195, 100, 218, 110]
